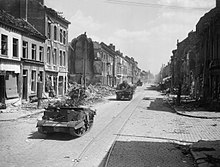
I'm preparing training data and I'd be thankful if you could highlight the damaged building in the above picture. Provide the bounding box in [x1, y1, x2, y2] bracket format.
[68, 33, 95, 86]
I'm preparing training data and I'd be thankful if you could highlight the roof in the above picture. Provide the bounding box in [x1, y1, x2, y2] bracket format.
[45, 6, 71, 25]
[0, 9, 45, 40]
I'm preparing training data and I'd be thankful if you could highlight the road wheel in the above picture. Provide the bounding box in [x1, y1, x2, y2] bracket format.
[69, 124, 86, 137]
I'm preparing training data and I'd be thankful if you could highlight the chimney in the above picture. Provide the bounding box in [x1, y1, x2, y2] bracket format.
[217, 0, 220, 7]
[109, 43, 115, 51]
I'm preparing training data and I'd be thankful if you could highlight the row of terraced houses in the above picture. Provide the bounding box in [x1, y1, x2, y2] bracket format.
[159, 0, 220, 107]
[0, 0, 142, 105]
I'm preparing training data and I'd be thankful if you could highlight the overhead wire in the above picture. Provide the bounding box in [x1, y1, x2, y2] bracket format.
[105, 0, 212, 11]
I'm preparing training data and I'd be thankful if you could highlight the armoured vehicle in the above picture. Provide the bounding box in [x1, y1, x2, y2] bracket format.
[116, 81, 134, 100]
[37, 105, 96, 137]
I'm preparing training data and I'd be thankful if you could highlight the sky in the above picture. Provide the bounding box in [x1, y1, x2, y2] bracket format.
[45, 0, 215, 75]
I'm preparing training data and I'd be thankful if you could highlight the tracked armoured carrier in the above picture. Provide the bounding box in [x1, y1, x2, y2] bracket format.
[37, 105, 96, 137]
[116, 82, 135, 101]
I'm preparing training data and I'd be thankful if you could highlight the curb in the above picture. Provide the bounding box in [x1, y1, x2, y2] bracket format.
[175, 111, 220, 119]
[166, 99, 220, 119]
[0, 109, 44, 122]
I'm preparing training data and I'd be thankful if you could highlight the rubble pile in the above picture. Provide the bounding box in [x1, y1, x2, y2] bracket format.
[19, 83, 116, 109]
[48, 83, 116, 107]
[84, 84, 116, 104]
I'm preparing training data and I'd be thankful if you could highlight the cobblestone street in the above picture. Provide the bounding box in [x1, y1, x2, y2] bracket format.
[103, 90, 220, 167]
[0, 87, 220, 167]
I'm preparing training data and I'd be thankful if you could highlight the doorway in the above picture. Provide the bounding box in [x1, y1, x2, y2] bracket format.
[0, 75, 5, 103]
[22, 70, 28, 100]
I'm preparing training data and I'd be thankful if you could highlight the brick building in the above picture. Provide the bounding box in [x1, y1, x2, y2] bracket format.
[196, 0, 220, 103]
[68, 33, 95, 86]
[0, 0, 71, 96]
[0, 9, 45, 104]
[100, 42, 115, 87]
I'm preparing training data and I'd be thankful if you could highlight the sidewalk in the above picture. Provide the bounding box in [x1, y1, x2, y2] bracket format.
[172, 105, 220, 167]
[0, 106, 44, 121]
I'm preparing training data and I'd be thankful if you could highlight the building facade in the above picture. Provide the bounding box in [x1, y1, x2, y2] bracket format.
[115, 50, 124, 85]
[68, 33, 95, 86]
[0, 0, 70, 96]
[100, 42, 115, 87]
[196, 2, 220, 103]
[0, 9, 45, 104]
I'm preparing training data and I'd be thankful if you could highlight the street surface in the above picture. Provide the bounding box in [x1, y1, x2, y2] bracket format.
[0, 85, 220, 167]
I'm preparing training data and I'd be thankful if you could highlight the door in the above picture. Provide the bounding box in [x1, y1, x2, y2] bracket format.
[0, 75, 5, 103]
[22, 70, 28, 100]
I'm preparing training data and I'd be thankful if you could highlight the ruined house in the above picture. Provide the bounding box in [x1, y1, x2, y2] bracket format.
[196, 0, 220, 104]
[68, 33, 95, 86]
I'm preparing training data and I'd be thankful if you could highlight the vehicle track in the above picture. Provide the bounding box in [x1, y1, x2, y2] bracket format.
[72, 91, 145, 167]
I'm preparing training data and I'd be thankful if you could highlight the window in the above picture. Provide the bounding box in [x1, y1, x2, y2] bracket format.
[63, 31, 66, 44]
[47, 47, 51, 64]
[47, 22, 51, 39]
[60, 29, 63, 43]
[13, 38, 18, 57]
[22, 41, 28, 58]
[39, 46, 43, 62]
[63, 51, 66, 66]
[31, 44, 36, 60]
[54, 25, 57, 41]
[53, 48, 57, 65]
[59, 50, 62, 66]
[31, 70, 36, 92]
[1, 34, 8, 55]
[38, 71, 43, 82]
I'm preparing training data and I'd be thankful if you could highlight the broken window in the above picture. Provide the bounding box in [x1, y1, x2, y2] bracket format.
[47, 47, 51, 64]
[60, 29, 63, 43]
[60, 50, 62, 66]
[63, 51, 66, 66]
[53, 48, 57, 65]
[13, 38, 18, 57]
[38, 71, 43, 82]
[31, 70, 36, 92]
[39, 46, 44, 62]
[22, 41, 28, 58]
[63, 31, 66, 44]
[32, 44, 36, 60]
[1, 34, 8, 55]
